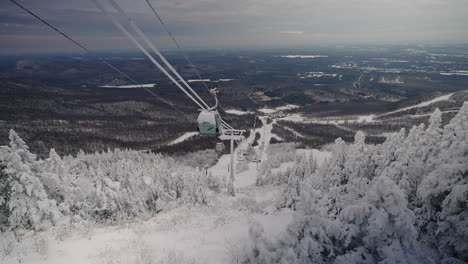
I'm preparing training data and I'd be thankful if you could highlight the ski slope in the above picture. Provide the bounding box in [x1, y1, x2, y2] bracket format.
[382, 93, 454, 116]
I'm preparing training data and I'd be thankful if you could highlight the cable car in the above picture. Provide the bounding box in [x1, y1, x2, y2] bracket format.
[215, 142, 225, 153]
[197, 109, 222, 136]
[197, 88, 222, 137]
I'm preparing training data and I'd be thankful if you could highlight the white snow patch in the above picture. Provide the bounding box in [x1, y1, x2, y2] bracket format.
[187, 79, 235, 83]
[258, 108, 276, 114]
[99, 84, 156, 88]
[225, 109, 254, 115]
[188, 79, 211, 82]
[278, 55, 328, 59]
[383, 93, 454, 116]
[258, 104, 300, 114]
[169, 132, 198, 145]
[440, 70, 468, 76]
[357, 115, 375, 123]
[279, 114, 305, 122]
[276, 104, 300, 111]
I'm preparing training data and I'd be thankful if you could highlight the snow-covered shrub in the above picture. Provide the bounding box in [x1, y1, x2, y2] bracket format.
[206, 171, 225, 192]
[246, 104, 468, 263]
[0, 130, 210, 231]
[256, 143, 296, 186]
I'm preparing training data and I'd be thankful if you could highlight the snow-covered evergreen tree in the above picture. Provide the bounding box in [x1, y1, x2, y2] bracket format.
[283, 152, 317, 209]
[1, 130, 61, 232]
[246, 104, 468, 263]
[416, 103, 468, 260]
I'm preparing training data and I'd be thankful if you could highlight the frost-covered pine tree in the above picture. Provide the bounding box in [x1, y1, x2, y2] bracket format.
[342, 131, 372, 183]
[0, 162, 10, 230]
[89, 165, 121, 219]
[182, 169, 207, 205]
[321, 137, 347, 188]
[39, 148, 70, 205]
[42, 148, 67, 180]
[1, 130, 61, 232]
[283, 152, 317, 209]
[417, 102, 468, 260]
[370, 128, 406, 177]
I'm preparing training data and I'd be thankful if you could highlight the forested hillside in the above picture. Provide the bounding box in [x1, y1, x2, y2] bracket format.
[245, 103, 468, 263]
[0, 104, 466, 264]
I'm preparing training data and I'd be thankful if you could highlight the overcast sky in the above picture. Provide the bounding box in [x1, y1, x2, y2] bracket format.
[1, 0, 467, 54]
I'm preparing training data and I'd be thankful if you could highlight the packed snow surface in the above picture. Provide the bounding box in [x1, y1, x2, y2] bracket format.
[169, 132, 198, 145]
[99, 84, 156, 88]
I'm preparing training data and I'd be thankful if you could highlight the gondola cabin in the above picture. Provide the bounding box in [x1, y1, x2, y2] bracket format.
[197, 109, 222, 137]
[215, 142, 225, 153]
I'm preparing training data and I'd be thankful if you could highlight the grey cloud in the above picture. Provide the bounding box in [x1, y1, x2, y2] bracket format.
[0, 0, 467, 53]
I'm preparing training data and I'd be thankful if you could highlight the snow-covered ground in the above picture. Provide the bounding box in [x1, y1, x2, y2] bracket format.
[5, 186, 292, 264]
[99, 84, 156, 88]
[278, 55, 328, 59]
[357, 114, 376, 123]
[225, 109, 254, 115]
[258, 104, 299, 114]
[168, 132, 198, 145]
[258, 108, 276, 114]
[187, 79, 211, 83]
[278, 113, 376, 124]
[275, 104, 300, 111]
[382, 93, 454, 116]
[440, 70, 468, 76]
[2, 118, 333, 264]
[187, 79, 235, 83]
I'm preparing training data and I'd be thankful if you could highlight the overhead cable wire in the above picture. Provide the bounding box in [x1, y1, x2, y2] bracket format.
[109, 0, 211, 110]
[91, 0, 207, 111]
[145, 0, 211, 92]
[144, 0, 238, 128]
[100, 0, 234, 130]
[8, 0, 194, 123]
